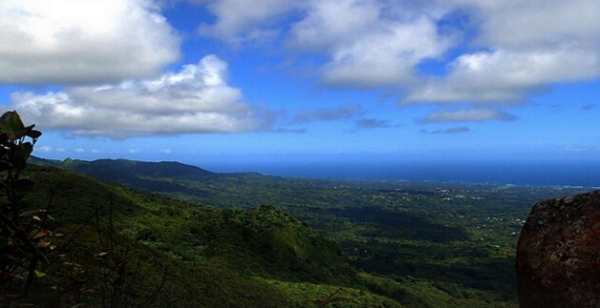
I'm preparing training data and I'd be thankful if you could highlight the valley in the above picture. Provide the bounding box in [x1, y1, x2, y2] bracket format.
[30, 157, 590, 307]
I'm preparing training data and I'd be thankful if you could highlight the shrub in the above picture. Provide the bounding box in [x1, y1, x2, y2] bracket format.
[0, 111, 49, 299]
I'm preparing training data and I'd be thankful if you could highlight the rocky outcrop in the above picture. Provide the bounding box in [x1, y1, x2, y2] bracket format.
[516, 191, 600, 308]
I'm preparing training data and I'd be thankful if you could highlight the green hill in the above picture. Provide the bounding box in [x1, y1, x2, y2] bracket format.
[20, 156, 552, 307]
[61, 158, 216, 180]
[11, 164, 410, 307]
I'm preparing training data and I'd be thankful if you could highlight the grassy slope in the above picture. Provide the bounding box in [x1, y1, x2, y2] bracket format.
[18, 165, 407, 307]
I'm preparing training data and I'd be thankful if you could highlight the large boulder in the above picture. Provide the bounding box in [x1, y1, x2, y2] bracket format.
[517, 191, 600, 308]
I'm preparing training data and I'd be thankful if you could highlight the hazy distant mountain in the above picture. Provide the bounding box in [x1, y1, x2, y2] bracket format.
[64, 158, 215, 179]
[31, 156, 230, 199]
[30, 156, 282, 207]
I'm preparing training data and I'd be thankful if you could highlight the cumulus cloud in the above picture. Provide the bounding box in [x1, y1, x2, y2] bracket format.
[321, 17, 450, 87]
[291, 104, 362, 124]
[420, 126, 471, 134]
[199, 0, 452, 87]
[198, 0, 600, 118]
[0, 0, 179, 84]
[406, 0, 600, 103]
[407, 47, 600, 103]
[454, 0, 600, 50]
[290, 1, 452, 87]
[422, 109, 517, 123]
[197, 0, 300, 43]
[10, 55, 264, 137]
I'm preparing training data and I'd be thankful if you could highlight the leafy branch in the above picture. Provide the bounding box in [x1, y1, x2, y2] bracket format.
[0, 111, 49, 299]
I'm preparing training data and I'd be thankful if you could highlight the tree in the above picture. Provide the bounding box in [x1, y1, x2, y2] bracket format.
[0, 111, 49, 299]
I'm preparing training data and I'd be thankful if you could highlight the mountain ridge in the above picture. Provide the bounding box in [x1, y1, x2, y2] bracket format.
[31, 155, 267, 179]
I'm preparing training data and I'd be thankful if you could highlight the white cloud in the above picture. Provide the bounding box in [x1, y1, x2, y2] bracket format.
[197, 0, 300, 43]
[200, 0, 452, 87]
[198, 0, 600, 113]
[287, 0, 381, 51]
[0, 0, 179, 84]
[290, 1, 452, 87]
[407, 0, 600, 103]
[10, 55, 264, 138]
[453, 0, 600, 50]
[320, 16, 450, 87]
[422, 109, 516, 123]
[408, 48, 600, 103]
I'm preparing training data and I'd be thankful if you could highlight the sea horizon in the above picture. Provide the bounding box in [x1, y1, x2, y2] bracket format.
[199, 160, 600, 188]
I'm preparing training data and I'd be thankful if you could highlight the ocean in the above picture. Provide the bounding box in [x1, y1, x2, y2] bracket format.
[207, 160, 600, 187]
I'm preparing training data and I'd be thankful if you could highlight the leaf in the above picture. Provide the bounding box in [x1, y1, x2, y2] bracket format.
[0, 111, 24, 131]
[27, 129, 42, 140]
[34, 270, 46, 278]
[0, 111, 31, 140]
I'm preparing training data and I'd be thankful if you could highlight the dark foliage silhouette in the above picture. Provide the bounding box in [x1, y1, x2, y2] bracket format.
[0, 111, 48, 302]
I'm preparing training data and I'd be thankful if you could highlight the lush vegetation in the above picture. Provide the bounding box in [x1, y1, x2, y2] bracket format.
[4, 165, 416, 307]
[26, 157, 589, 307]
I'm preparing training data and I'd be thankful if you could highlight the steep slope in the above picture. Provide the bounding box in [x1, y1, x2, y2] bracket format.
[196, 205, 354, 282]
[17, 166, 286, 307]
[9, 165, 404, 307]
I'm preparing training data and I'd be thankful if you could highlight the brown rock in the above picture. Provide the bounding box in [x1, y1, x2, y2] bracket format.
[517, 191, 600, 308]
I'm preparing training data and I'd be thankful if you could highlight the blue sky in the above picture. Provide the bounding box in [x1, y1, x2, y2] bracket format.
[1, 0, 599, 168]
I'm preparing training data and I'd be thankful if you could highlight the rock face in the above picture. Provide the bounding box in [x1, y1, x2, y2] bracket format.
[517, 191, 600, 308]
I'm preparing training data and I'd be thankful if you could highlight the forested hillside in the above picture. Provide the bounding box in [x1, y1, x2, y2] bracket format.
[5, 165, 416, 307]
[25, 157, 589, 307]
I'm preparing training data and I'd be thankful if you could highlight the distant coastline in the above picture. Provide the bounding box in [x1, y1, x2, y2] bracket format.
[202, 161, 600, 188]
